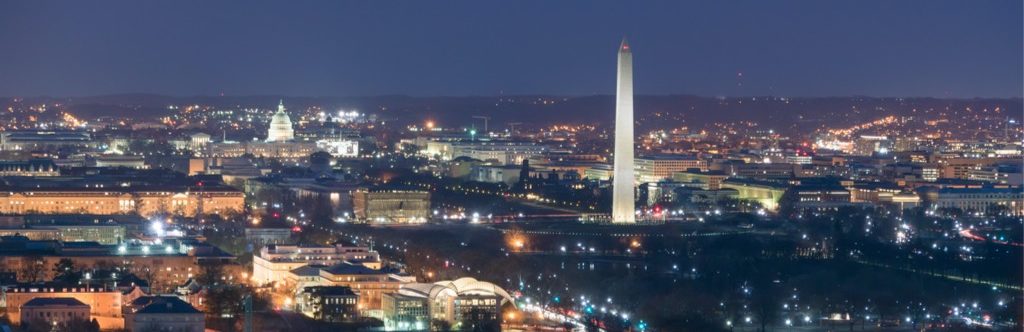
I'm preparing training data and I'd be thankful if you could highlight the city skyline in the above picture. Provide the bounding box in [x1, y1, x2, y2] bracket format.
[0, 2, 1020, 332]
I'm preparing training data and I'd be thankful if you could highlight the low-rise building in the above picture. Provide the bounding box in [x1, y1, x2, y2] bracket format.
[0, 131, 97, 152]
[124, 295, 205, 332]
[208, 141, 322, 160]
[635, 154, 707, 183]
[928, 187, 1023, 216]
[721, 178, 788, 211]
[252, 243, 382, 285]
[19, 297, 92, 329]
[4, 283, 123, 330]
[0, 184, 244, 218]
[352, 187, 431, 224]
[382, 293, 430, 331]
[244, 227, 293, 246]
[449, 141, 549, 165]
[314, 263, 409, 315]
[0, 238, 236, 293]
[295, 286, 359, 322]
[471, 164, 522, 185]
[672, 170, 729, 190]
[387, 277, 513, 329]
[278, 263, 414, 317]
[0, 159, 60, 176]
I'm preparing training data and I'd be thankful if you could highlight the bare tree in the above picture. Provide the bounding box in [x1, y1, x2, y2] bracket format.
[19, 256, 46, 283]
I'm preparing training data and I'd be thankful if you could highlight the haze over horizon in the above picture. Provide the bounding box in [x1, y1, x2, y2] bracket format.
[1, 1, 1021, 98]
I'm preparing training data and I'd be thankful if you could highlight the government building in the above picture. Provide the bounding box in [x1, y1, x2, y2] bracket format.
[0, 187, 243, 218]
[352, 186, 431, 224]
[208, 100, 324, 160]
[382, 278, 513, 330]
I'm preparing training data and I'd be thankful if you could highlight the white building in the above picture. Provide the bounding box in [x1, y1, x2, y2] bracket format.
[266, 100, 295, 142]
[316, 139, 359, 157]
[930, 187, 1023, 216]
[384, 277, 514, 329]
[252, 244, 382, 285]
[634, 154, 707, 183]
[450, 141, 548, 165]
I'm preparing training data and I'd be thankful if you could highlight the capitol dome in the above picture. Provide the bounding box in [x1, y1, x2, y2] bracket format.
[266, 100, 295, 142]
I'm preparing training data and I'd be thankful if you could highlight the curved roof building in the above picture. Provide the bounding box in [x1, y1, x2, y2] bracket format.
[398, 277, 514, 304]
[386, 277, 514, 327]
[266, 100, 295, 142]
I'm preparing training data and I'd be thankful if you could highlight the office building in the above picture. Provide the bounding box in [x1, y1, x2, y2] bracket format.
[388, 278, 513, 328]
[295, 286, 359, 322]
[352, 187, 431, 224]
[251, 243, 382, 285]
[635, 155, 708, 183]
[0, 159, 60, 176]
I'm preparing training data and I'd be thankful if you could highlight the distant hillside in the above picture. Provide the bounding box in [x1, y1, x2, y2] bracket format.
[5, 95, 1019, 135]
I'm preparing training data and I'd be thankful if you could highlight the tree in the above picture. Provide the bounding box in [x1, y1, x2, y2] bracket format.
[197, 260, 226, 286]
[19, 256, 46, 283]
[514, 159, 530, 191]
[751, 275, 782, 332]
[777, 188, 799, 218]
[138, 267, 160, 292]
[430, 319, 452, 331]
[205, 286, 245, 322]
[54, 258, 82, 283]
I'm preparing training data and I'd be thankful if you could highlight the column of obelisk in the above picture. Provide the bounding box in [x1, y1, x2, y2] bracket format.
[611, 38, 636, 223]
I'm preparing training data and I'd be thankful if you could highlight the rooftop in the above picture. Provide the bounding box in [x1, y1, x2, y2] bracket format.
[323, 263, 387, 275]
[23, 297, 89, 307]
[301, 286, 357, 296]
[132, 296, 202, 314]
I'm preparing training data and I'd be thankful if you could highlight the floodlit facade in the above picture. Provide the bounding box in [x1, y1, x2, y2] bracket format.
[721, 178, 788, 211]
[252, 244, 382, 285]
[352, 187, 431, 224]
[0, 159, 60, 176]
[5, 285, 124, 330]
[612, 38, 636, 223]
[19, 297, 91, 329]
[635, 154, 707, 183]
[124, 296, 205, 332]
[384, 277, 514, 329]
[449, 141, 549, 165]
[0, 189, 243, 217]
[296, 286, 360, 322]
[929, 187, 1024, 216]
[0, 224, 125, 245]
[266, 100, 295, 142]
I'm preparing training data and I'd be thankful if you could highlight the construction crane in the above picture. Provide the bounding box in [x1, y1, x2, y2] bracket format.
[472, 116, 491, 133]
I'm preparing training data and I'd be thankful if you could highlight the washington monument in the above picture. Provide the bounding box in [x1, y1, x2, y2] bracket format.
[611, 38, 636, 223]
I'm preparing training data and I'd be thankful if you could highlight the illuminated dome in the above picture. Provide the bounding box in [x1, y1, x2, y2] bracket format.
[266, 100, 294, 142]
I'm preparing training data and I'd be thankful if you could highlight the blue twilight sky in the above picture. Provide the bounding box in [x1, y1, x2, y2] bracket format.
[0, 1, 1020, 98]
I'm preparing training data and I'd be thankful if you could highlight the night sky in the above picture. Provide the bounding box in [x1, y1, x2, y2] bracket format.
[0, 1, 1020, 97]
